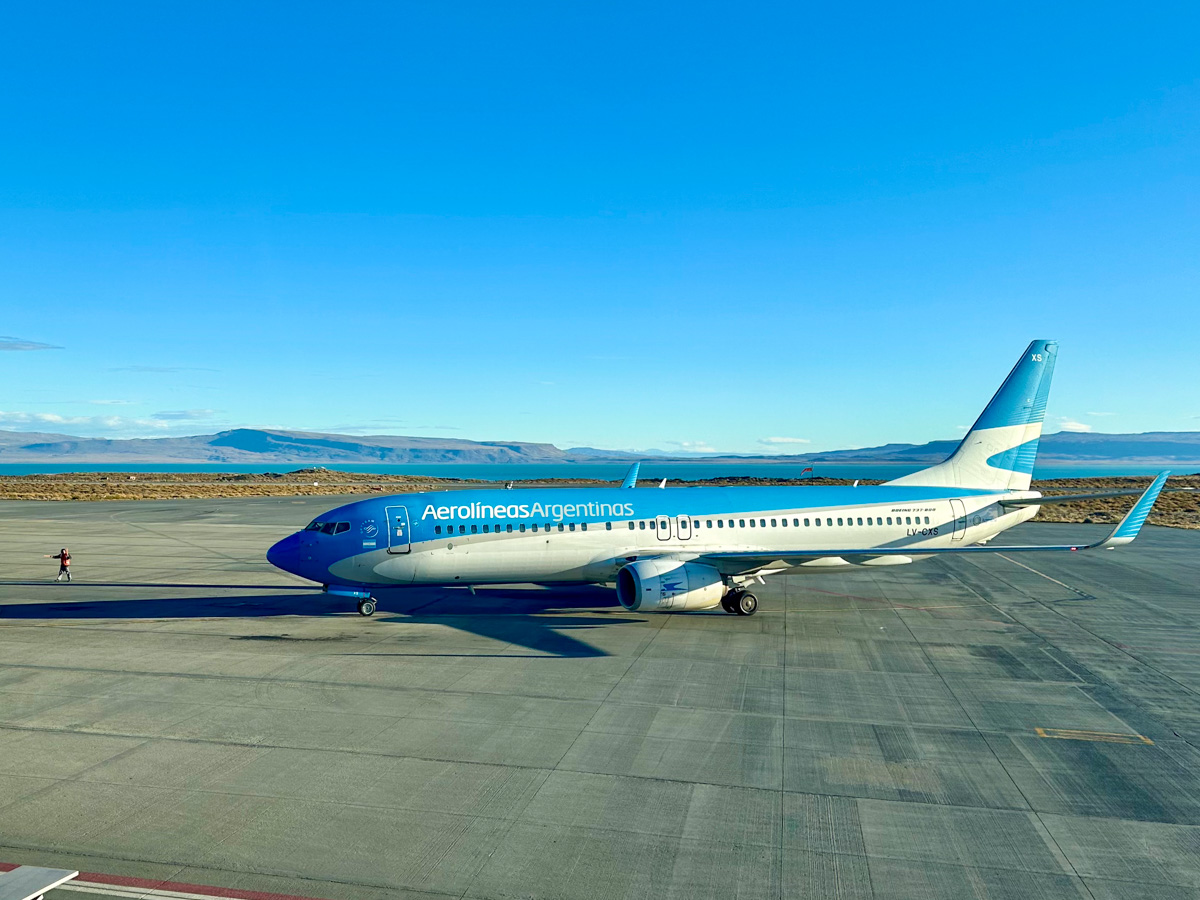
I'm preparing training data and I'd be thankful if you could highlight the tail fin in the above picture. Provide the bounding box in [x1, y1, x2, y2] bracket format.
[888, 340, 1058, 491]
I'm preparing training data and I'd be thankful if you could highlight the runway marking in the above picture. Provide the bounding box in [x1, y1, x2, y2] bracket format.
[1034, 727, 1154, 745]
[996, 554, 1096, 600]
[0, 863, 333, 900]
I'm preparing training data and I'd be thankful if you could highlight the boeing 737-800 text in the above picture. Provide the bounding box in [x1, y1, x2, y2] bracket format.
[267, 341, 1169, 617]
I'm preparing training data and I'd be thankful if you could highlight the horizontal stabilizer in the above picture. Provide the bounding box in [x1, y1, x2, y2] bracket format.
[999, 489, 1145, 507]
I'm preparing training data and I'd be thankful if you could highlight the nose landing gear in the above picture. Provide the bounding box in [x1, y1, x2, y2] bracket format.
[721, 589, 759, 616]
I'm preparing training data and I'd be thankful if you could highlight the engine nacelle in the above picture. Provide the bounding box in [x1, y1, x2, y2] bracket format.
[616, 559, 725, 612]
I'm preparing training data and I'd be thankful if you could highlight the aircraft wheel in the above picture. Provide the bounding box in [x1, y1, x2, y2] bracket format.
[734, 592, 758, 616]
[720, 591, 738, 614]
[357, 598, 376, 617]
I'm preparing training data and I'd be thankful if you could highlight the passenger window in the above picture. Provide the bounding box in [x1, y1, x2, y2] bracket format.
[693, 520, 700, 529]
[886, 517, 892, 525]
[629, 522, 635, 530]
[483, 524, 490, 533]
[804, 518, 810, 526]
[739, 519, 746, 528]
[780, 518, 787, 527]
[435, 526, 442, 535]
[857, 518, 863, 526]
[581, 522, 587, 531]
[558, 523, 565, 532]
[867, 518, 872, 525]
[905, 516, 911, 525]
[707, 520, 713, 527]
[826, 518, 833, 527]
[728, 520, 734, 528]
[749, 519, 756, 527]
[925, 516, 930, 524]
[532, 523, 539, 532]
[569, 523, 576, 532]
[519, 523, 526, 532]
[606, 522, 612, 531]
[717, 520, 724, 528]
[459, 525, 466, 534]
[793, 518, 800, 527]
[506, 523, 513, 532]
[471, 524, 478, 533]
[760, 519, 766, 527]
[814, 518, 821, 527]
[837, 518, 843, 526]
[639, 521, 646, 530]
[650, 520, 656, 529]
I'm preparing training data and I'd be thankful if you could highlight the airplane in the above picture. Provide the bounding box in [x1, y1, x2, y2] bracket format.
[267, 341, 1169, 617]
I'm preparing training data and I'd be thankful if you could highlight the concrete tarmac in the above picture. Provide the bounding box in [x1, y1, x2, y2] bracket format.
[2, 496, 1200, 900]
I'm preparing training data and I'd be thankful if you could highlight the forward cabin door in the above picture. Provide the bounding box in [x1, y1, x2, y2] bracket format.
[386, 506, 412, 554]
[676, 516, 692, 540]
[949, 499, 967, 542]
[656, 515, 671, 540]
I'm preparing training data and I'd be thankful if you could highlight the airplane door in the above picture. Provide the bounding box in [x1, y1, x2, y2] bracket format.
[676, 516, 692, 540]
[656, 515, 671, 540]
[949, 499, 967, 542]
[386, 506, 412, 554]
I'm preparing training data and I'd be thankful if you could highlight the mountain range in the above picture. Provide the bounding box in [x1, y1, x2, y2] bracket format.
[2, 428, 1200, 465]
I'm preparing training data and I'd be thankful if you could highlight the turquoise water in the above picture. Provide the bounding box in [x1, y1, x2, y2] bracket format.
[0, 462, 1182, 480]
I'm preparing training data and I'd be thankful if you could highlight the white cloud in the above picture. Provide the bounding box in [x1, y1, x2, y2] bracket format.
[151, 409, 217, 420]
[0, 411, 173, 432]
[89, 399, 136, 406]
[757, 436, 812, 445]
[1058, 418, 1093, 433]
[0, 335, 61, 351]
[1086, 411, 1116, 417]
[668, 440, 719, 454]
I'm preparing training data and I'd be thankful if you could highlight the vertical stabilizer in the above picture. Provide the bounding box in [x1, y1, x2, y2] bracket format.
[887, 340, 1058, 490]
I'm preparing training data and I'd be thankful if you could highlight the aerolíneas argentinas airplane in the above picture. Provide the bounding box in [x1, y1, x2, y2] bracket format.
[267, 341, 1169, 617]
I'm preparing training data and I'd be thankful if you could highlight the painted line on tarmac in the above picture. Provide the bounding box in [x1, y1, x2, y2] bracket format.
[0, 864, 333, 900]
[996, 554, 1097, 600]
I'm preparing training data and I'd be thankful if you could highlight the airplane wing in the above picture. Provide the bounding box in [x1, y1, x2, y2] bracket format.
[696, 471, 1169, 574]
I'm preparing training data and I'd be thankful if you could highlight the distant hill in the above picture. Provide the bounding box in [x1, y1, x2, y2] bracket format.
[0, 428, 570, 464]
[800, 432, 1200, 465]
[1, 428, 1198, 466]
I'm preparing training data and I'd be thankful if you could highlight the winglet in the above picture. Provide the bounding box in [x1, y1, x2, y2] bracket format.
[621, 462, 640, 489]
[1100, 471, 1169, 548]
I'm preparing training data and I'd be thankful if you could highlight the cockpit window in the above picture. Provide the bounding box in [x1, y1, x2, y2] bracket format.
[305, 521, 350, 535]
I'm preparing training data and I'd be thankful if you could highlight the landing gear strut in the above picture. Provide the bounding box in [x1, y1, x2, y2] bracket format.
[722, 589, 759, 616]
[357, 597, 376, 617]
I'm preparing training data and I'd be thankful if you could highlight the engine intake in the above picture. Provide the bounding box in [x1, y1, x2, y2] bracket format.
[616, 559, 725, 612]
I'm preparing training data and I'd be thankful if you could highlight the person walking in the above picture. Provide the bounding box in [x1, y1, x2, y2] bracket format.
[45, 548, 72, 582]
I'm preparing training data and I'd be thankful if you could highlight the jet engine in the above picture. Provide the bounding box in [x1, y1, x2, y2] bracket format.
[616, 558, 725, 612]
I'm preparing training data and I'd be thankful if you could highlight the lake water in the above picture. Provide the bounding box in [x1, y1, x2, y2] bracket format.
[0, 461, 1183, 480]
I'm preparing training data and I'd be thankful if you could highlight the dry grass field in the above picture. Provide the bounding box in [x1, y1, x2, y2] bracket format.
[2, 468, 1197, 528]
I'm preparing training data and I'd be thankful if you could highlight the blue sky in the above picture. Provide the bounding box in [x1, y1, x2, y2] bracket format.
[2, 2, 1198, 454]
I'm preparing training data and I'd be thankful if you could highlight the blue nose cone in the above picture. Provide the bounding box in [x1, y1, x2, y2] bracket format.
[267, 532, 302, 573]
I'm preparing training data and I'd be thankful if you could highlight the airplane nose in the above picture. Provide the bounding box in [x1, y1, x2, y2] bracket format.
[267, 533, 302, 572]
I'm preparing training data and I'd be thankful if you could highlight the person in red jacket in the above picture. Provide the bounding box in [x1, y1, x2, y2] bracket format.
[44, 548, 72, 582]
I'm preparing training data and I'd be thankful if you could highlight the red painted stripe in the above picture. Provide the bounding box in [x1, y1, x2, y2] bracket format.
[0, 863, 331, 900]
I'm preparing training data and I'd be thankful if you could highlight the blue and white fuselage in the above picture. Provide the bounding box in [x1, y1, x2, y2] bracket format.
[266, 342, 1169, 616]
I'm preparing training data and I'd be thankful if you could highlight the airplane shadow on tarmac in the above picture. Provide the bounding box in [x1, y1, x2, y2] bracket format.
[0, 583, 640, 658]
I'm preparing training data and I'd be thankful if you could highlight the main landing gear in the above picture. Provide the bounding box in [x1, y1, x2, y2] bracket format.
[721, 589, 759, 616]
[356, 597, 376, 617]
